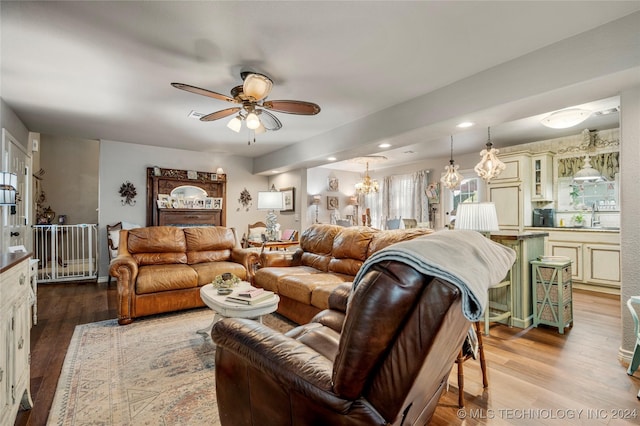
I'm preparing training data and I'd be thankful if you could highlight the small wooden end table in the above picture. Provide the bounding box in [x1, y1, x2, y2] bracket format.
[197, 282, 279, 335]
[247, 240, 299, 254]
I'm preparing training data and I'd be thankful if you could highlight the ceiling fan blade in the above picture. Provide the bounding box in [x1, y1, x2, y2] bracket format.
[259, 110, 283, 131]
[200, 107, 241, 122]
[263, 100, 321, 115]
[171, 82, 237, 103]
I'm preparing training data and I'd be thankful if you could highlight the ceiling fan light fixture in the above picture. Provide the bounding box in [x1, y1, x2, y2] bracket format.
[541, 108, 591, 129]
[255, 122, 267, 134]
[227, 116, 242, 132]
[246, 112, 261, 130]
[243, 73, 273, 101]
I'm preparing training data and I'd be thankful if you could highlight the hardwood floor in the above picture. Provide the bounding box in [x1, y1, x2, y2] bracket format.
[15, 284, 640, 425]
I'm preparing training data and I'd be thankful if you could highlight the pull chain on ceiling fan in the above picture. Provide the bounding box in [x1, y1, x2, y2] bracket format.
[172, 72, 320, 143]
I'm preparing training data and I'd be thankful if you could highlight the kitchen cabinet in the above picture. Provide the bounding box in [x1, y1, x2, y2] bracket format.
[546, 229, 620, 292]
[531, 153, 554, 201]
[489, 152, 531, 231]
[490, 231, 547, 329]
[0, 252, 33, 426]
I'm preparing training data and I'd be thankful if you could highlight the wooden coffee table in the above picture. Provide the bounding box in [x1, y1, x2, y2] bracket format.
[197, 282, 280, 335]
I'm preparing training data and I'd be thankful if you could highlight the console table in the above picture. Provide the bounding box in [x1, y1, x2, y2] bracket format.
[0, 252, 34, 425]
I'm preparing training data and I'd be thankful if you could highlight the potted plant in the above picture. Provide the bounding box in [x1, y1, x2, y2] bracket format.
[572, 213, 586, 227]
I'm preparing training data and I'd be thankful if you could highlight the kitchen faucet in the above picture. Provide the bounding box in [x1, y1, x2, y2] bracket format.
[591, 203, 600, 227]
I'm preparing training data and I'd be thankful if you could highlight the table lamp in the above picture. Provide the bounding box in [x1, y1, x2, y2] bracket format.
[257, 191, 284, 241]
[455, 202, 500, 236]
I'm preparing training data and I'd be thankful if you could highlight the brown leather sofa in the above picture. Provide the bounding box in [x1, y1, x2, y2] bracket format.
[212, 260, 471, 425]
[109, 226, 258, 325]
[253, 223, 433, 324]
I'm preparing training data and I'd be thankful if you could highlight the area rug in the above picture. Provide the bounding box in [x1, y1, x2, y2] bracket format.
[47, 309, 296, 425]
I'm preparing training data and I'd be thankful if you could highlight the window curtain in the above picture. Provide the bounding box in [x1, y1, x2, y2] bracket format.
[373, 170, 429, 228]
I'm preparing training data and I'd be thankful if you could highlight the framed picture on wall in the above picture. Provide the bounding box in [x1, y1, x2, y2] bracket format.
[426, 183, 440, 204]
[327, 177, 339, 192]
[327, 196, 339, 210]
[212, 197, 223, 210]
[280, 187, 295, 212]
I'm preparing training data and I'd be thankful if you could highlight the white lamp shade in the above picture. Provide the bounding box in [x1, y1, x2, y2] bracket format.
[227, 116, 242, 132]
[0, 172, 17, 205]
[246, 112, 261, 130]
[456, 202, 499, 232]
[257, 191, 284, 210]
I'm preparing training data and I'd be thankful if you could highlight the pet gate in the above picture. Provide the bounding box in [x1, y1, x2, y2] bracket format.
[33, 224, 98, 282]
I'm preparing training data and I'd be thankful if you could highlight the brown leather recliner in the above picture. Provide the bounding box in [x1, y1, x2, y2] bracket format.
[212, 260, 471, 425]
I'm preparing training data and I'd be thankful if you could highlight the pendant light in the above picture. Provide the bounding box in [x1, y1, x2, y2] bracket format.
[440, 135, 463, 190]
[474, 127, 506, 182]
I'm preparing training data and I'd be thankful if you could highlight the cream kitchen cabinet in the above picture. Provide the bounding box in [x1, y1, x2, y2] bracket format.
[489, 152, 531, 231]
[531, 153, 554, 201]
[0, 252, 33, 426]
[546, 229, 620, 292]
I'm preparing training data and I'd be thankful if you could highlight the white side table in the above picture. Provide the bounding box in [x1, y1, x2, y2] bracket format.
[198, 283, 279, 335]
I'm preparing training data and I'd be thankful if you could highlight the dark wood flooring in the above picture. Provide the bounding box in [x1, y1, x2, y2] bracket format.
[15, 283, 640, 425]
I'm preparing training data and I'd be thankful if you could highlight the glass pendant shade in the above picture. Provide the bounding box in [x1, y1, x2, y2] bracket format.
[440, 135, 463, 190]
[227, 116, 242, 132]
[246, 112, 261, 130]
[254, 122, 267, 134]
[573, 155, 604, 182]
[243, 73, 273, 101]
[474, 127, 506, 182]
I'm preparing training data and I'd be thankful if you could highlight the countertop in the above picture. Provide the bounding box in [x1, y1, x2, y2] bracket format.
[526, 226, 620, 233]
[0, 251, 32, 273]
[490, 231, 549, 240]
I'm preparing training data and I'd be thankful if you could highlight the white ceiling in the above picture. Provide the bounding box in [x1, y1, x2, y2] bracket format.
[1, 1, 638, 174]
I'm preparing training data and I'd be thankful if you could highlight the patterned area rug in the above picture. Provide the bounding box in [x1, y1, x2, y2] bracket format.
[48, 308, 295, 425]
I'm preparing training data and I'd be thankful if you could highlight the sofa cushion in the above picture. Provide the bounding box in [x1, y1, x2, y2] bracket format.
[367, 228, 434, 257]
[190, 261, 248, 285]
[310, 284, 347, 311]
[185, 227, 236, 264]
[254, 266, 322, 292]
[128, 227, 188, 266]
[278, 273, 352, 305]
[332, 227, 375, 261]
[300, 224, 341, 255]
[136, 264, 198, 294]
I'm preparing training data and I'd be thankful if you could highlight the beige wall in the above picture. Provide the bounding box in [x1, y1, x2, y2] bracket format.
[40, 134, 99, 225]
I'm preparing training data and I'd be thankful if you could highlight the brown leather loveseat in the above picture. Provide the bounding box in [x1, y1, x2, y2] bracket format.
[253, 223, 433, 324]
[109, 226, 258, 325]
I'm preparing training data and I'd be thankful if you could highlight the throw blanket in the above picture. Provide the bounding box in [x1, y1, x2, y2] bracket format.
[352, 230, 516, 321]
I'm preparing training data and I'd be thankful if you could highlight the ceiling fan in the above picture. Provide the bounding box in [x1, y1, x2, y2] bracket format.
[171, 72, 321, 139]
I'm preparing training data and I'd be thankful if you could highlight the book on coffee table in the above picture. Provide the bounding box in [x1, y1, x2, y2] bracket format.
[226, 290, 275, 305]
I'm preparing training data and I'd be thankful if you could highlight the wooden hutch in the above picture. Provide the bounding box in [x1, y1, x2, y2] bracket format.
[146, 167, 226, 227]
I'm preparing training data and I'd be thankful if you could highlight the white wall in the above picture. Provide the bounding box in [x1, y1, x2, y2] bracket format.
[306, 168, 362, 227]
[98, 140, 268, 280]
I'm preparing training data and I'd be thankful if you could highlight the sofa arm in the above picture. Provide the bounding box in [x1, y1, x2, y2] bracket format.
[328, 283, 352, 313]
[212, 318, 351, 411]
[308, 283, 352, 333]
[109, 255, 139, 325]
[259, 250, 296, 267]
[231, 248, 260, 282]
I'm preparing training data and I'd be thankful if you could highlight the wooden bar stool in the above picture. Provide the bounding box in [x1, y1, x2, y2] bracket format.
[455, 321, 488, 408]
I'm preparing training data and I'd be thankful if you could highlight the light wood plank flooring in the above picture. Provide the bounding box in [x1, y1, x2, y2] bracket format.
[15, 283, 640, 425]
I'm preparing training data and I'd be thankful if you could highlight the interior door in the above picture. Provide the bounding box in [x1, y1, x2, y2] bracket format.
[2, 129, 30, 251]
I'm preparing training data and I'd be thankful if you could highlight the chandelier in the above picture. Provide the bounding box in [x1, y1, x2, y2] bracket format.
[440, 135, 463, 190]
[474, 127, 506, 182]
[355, 162, 379, 194]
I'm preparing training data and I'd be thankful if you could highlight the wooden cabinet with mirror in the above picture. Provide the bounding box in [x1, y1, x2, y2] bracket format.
[146, 167, 226, 227]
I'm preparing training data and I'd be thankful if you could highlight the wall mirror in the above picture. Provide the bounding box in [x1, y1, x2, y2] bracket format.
[170, 185, 208, 200]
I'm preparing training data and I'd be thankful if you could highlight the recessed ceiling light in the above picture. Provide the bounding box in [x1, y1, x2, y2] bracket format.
[378, 143, 392, 148]
[271, 170, 280, 174]
[327, 157, 336, 161]
[456, 121, 474, 128]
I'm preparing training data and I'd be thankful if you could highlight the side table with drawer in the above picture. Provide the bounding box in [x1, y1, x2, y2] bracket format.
[531, 260, 573, 334]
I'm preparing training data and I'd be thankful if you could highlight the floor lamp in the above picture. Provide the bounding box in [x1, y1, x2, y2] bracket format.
[257, 191, 284, 241]
[311, 195, 321, 223]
